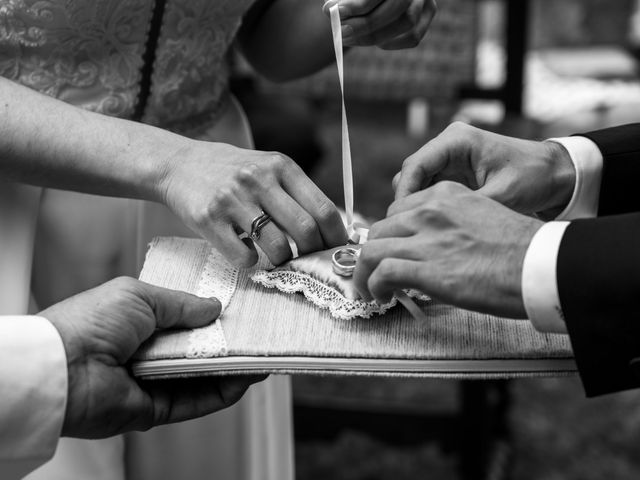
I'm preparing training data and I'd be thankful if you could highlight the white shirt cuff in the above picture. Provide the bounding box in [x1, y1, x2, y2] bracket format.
[0, 316, 67, 479]
[547, 136, 603, 220]
[521, 222, 570, 333]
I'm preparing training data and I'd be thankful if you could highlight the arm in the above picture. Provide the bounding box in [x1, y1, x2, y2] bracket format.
[238, 0, 335, 82]
[577, 123, 640, 216]
[378, 123, 640, 396]
[556, 214, 640, 396]
[238, 0, 437, 82]
[0, 77, 347, 266]
[0, 316, 67, 479]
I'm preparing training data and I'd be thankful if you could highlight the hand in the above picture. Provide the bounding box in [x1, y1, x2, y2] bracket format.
[394, 122, 576, 219]
[323, 0, 437, 49]
[159, 141, 348, 267]
[354, 182, 543, 318]
[41, 277, 263, 439]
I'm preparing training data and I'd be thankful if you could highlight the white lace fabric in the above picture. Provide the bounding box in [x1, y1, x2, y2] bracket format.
[0, 0, 255, 132]
[251, 246, 429, 320]
[185, 247, 239, 358]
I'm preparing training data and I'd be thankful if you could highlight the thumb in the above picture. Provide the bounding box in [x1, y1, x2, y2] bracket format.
[137, 281, 222, 332]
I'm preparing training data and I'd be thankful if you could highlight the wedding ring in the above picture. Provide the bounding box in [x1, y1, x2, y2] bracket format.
[332, 247, 360, 277]
[249, 210, 272, 242]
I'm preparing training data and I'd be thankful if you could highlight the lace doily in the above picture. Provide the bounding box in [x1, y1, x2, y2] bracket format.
[251, 246, 429, 320]
[186, 247, 239, 358]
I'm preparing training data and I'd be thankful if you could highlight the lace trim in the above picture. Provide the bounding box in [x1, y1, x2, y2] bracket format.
[186, 248, 239, 358]
[251, 270, 427, 320]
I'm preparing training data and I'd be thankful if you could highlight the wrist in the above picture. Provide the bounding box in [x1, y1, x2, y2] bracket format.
[509, 216, 544, 318]
[539, 140, 576, 218]
[131, 124, 194, 206]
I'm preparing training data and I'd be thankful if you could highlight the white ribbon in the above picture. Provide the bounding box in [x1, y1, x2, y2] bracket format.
[329, 5, 356, 240]
[328, 5, 427, 322]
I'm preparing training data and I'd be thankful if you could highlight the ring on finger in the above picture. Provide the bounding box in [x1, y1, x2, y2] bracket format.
[249, 210, 272, 242]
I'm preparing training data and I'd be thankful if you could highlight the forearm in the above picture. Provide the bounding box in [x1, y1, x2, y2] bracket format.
[239, 0, 336, 82]
[557, 213, 640, 396]
[576, 124, 640, 216]
[0, 77, 187, 202]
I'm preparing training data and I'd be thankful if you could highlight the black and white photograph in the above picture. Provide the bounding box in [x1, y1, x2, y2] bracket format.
[1, 0, 640, 479]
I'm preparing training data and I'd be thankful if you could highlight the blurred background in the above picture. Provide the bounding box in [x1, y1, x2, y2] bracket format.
[231, 1, 640, 478]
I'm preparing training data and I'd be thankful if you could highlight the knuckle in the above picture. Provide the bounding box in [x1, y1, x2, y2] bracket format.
[110, 276, 137, 291]
[386, 201, 400, 218]
[316, 199, 339, 224]
[298, 217, 319, 239]
[376, 258, 397, 280]
[446, 121, 469, 134]
[415, 204, 436, 221]
[236, 163, 262, 186]
[267, 153, 290, 171]
[212, 187, 235, 210]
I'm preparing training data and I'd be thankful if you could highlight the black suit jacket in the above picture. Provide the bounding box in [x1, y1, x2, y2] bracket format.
[558, 123, 640, 396]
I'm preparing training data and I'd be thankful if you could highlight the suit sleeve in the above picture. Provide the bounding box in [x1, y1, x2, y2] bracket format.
[578, 123, 640, 216]
[0, 316, 67, 479]
[558, 214, 640, 396]
[553, 125, 640, 396]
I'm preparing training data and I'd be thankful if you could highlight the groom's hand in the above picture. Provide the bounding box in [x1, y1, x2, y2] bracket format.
[323, 0, 437, 49]
[41, 277, 263, 439]
[394, 122, 576, 219]
[354, 182, 543, 318]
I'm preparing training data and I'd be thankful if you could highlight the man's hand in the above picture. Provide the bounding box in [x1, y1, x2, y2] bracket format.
[323, 0, 437, 49]
[41, 277, 262, 439]
[354, 182, 543, 318]
[394, 122, 576, 218]
[159, 141, 348, 268]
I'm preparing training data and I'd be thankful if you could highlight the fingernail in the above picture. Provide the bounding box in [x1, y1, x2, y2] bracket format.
[209, 297, 222, 310]
[323, 0, 338, 13]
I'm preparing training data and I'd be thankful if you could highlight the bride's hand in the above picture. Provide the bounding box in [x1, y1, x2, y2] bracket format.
[323, 0, 437, 50]
[159, 141, 348, 267]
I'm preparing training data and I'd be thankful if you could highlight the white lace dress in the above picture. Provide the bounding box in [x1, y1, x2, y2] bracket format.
[0, 1, 293, 479]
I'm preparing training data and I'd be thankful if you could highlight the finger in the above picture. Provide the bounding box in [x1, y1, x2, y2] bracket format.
[368, 258, 428, 304]
[354, 237, 424, 300]
[130, 280, 222, 338]
[377, 0, 436, 50]
[260, 189, 324, 256]
[392, 171, 401, 192]
[141, 375, 266, 428]
[395, 144, 443, 200]
[324, 0, 386, 18]
[341, 0, 412, 46]
[367, 211, 419, 240]
[236, 205, 293, 266]
[387, 189, 430, 217]
[395, 122, 476, 200]
[202, 223, 258, 268]
[279, 164, 348, 247]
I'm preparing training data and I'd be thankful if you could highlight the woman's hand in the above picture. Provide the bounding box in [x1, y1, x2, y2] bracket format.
[323, 0, 437, 49]
[159, 141, 348, 267]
